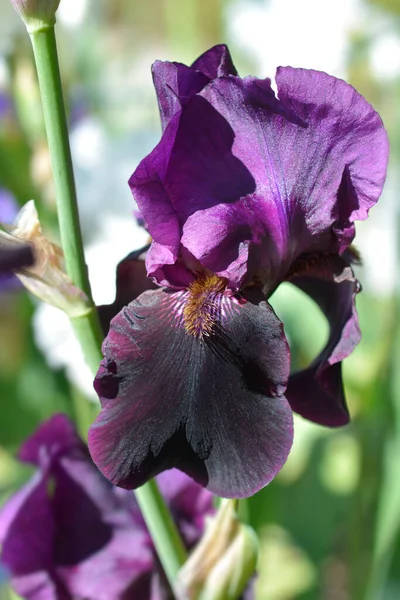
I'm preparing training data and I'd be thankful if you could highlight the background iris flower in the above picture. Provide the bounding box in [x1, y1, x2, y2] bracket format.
[0, 415, 214, 600]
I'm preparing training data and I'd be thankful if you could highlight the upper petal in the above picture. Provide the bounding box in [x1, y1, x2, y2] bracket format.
[285, 252, 360, 426]
[152, 61, 210, 132]
[89, 286, 293, 498]
[190, 44, 238, 78]
[152, 44, 237, 131]
[196, 71, 388, 287]
[130, 59, 388, 291]
[129, 95, 256, 289]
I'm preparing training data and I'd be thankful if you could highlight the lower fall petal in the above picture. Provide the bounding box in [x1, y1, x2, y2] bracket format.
[89, 285, 293, 499]
[285, 253, 360, 426]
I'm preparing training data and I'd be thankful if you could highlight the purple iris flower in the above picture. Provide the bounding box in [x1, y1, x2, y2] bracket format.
[0, 414, 214, 600]
[89, 45, 389, 499]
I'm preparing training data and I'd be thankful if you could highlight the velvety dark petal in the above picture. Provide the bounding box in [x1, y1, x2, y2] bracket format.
[285, 254, 360, 426]
[89, 287, 293, 498]
[190, 44, 238, 78]
[98, 246, 157, 336]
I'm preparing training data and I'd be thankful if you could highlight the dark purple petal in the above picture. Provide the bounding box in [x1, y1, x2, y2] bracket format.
[196, 71, 387, 288]
[0, 415, 157, 600]
[98, 246, 157, 336]
[1, 417, 216, 600]
[130, 58, 388, 291]
[152, 61, 210, 132]
[18, 413, 85, 466]
[0, 473, 54, 576]
[60, 526, 153, 600]
[0, 471, 70, 600]
[190, 44, 238, 78]
[89, 286, 293, 498]
[129, 96, 256, 289]
[274, 69, 388, 253]
[285, 253, 360, 426]
[152, 44, 237, 132]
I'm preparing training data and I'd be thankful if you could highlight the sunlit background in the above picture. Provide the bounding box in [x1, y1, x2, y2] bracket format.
[1, 0, 400, 598]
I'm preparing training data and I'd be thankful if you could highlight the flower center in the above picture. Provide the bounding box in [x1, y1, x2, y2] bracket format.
[183, 274, 227, 338]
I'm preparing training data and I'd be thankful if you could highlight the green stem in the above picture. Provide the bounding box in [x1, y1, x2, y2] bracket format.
[30, 26, 92, 297]
[70, 310, 103, 374]
[30, 25, 104, 357]
[136, 480, 188, 585]
[28, 22, 187, 589]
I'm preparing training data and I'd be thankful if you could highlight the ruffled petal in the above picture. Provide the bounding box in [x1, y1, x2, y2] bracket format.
[152, 44, 237, 131]
[285, 253, 360, 426]
[152, 61, 210, 132]
[130, 62, 388, 291]
[129, 95, 256, 289]
[89, 287, 293, 498]
[195, 71, 388, 288]
[191, 44, 238, 78]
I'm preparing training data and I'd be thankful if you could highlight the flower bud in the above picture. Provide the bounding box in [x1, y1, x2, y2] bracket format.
[10, 0, 61, 33]
[177, 499, 258, 600]
[0, 200, 89, 316]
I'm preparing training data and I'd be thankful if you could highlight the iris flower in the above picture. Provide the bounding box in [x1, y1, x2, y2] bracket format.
[89, 45, 389, 499]
[0, 414, 214, 600]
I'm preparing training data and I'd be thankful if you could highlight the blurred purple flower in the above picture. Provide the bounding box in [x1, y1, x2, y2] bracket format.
[89, 45, 389, 499]
[0, 189, 33, 281]
[0, 414, 214, 600]
[0, 92, 13, 122]
[0, 189, 18, 224]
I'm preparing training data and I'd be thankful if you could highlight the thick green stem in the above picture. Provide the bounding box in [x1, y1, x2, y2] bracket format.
[28, 23, 187, 590]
